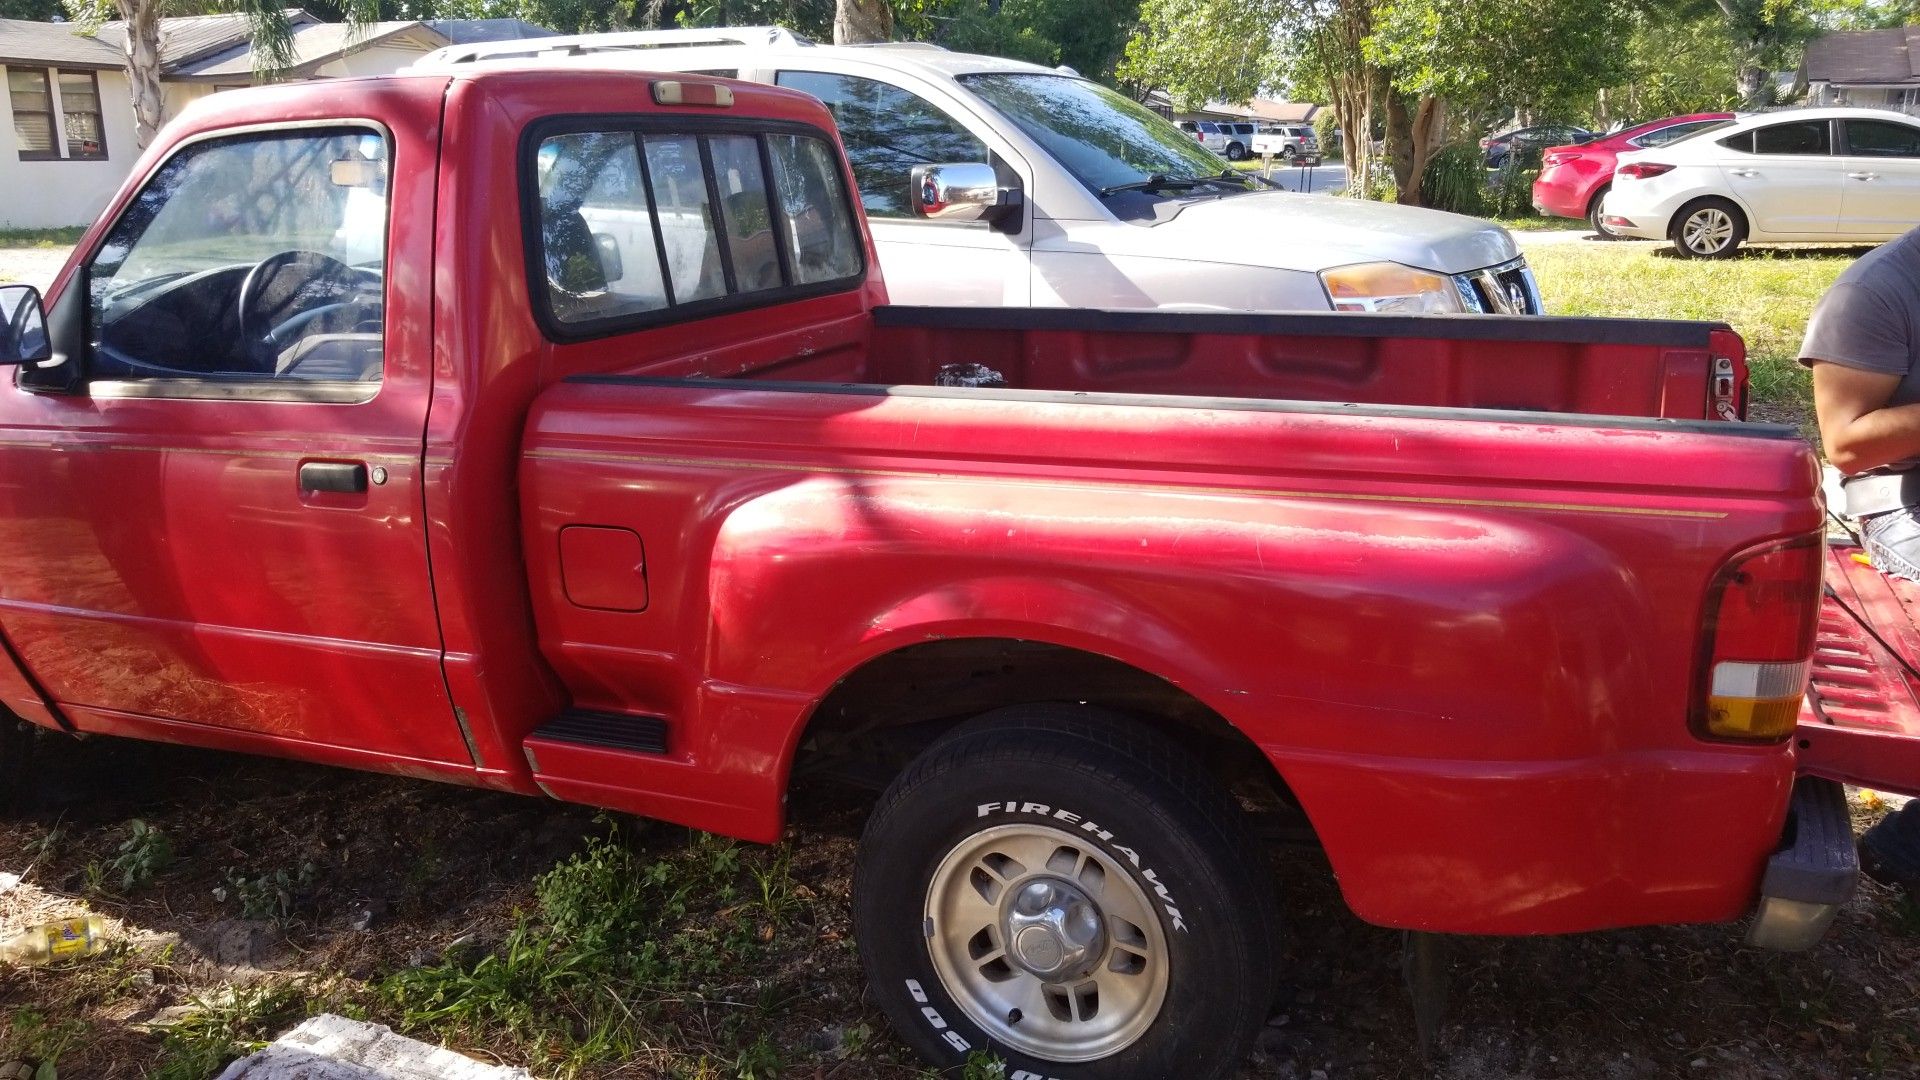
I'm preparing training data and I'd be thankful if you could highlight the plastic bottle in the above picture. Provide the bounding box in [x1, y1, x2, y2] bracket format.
[0, 915, 107, 965]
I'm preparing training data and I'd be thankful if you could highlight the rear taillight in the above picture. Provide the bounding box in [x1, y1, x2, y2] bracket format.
[1542, 152, 1573, 167]
[1617, 162, 1674, 179]
[1694, 536, 1823, 741]
[1479, 137, 1494, 149]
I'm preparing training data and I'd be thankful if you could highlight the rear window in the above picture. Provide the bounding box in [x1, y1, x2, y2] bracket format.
[527, 122, 864, 339]
[1724, 120, 1832, 156]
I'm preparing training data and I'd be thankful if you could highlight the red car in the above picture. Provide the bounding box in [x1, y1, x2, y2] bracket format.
[1533, 112, 1734, 234]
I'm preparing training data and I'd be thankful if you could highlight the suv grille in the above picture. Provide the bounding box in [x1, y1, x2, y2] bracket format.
[1452, 258, 1542, 315]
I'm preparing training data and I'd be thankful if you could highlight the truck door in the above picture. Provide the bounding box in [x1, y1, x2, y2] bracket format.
[0, 123, 468, 765]
[773, 69, 1030, 306]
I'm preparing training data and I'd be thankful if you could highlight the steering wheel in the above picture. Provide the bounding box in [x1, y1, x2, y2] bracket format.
[235, 250, 360, 369]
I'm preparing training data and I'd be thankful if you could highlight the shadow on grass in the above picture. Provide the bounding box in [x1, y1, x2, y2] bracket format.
[1649, 244, 1880, 261]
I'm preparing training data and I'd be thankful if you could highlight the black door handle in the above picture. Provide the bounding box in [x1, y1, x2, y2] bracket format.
[299, 461, 368, 494]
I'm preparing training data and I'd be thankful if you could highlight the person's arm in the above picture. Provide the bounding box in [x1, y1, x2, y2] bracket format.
[1812, 362, 1920, 474]
[1804, 279, 1920, 474]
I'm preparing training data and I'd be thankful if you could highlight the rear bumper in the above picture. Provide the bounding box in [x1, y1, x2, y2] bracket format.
[1747, 776, 1858, 951]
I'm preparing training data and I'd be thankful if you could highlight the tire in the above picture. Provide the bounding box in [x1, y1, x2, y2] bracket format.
[854, 705, 1279, 1080]
[1280, 146, 1297, 162]
[1587, 185, 1620, 239]
[1670, 197, 1746, 258]
[1225, 142, 1246, 162]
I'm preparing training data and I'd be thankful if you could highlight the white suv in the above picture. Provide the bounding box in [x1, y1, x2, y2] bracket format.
[414, 28, 1539, 314]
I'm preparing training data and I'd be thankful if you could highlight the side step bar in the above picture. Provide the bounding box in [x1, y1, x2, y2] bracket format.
[527, 710, 668, 755]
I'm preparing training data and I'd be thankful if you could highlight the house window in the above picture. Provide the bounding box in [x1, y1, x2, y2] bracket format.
[8, 68, 58, 161]
[59, 70, 106, 160]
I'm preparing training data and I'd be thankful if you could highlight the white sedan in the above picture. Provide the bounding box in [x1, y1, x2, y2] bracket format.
[1604, 107, 1920, 258]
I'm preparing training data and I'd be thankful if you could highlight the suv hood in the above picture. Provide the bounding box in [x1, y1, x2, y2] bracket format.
[1155, 191, 1520, 275]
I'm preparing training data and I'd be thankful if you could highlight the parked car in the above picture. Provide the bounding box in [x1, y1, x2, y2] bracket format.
[1607, 107, 1920, 257]
[1483, 123, 1597, 169]
[0, 58, 1851, 1080]
[1253, 122, 1319, 161]
[415, 29, 1543, 314]
[1179, 119, 1255, 160]
[1532, 112, 1734, 235]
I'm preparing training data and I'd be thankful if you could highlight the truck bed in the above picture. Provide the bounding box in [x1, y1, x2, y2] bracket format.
[860, 306, 1749, 421]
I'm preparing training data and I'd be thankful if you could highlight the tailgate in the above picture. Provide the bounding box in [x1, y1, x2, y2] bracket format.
[1798, 539, 1920, 797]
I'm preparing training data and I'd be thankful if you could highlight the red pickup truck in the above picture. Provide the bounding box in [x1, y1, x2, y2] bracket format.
[0, 67, 1854, 1079]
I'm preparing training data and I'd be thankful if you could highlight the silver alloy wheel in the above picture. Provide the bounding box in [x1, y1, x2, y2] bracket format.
[1682, 206, 1735, 254]
[925, 823, 1171, 1063]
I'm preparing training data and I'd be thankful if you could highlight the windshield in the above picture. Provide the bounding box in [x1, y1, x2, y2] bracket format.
[958, 72, 1238, 197]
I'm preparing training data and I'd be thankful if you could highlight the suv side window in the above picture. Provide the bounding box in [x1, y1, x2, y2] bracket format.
[530, 125, 862, 336]
[86, 127, 389, 387]
[774, 71, 986, 219]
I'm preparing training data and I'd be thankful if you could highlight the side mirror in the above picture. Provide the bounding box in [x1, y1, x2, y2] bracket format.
[910, 163, 1010, 225]
[0, 284, 51, 366]
[593, 232, 624, 283]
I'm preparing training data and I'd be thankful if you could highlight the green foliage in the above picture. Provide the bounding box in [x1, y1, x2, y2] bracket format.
[1312, 108, 1339, 159]
[3, 1009, 89, 1079]
[220, 861, 316, 924]
[109, 819, 173, 893]
[152, 983, 311, 1080]
[1367, 0, 1636, 119]
[961, 1049, 1008, 1078]
[1487, 159, 1536, 219]
[0, 0, 62, 18]
[1418, 142, 1487, 216]
[1116, 0, 1286, 107]
[383, 827, 804, 1077]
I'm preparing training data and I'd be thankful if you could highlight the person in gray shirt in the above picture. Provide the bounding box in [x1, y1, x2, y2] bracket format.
[1801, 226, 1920, 898]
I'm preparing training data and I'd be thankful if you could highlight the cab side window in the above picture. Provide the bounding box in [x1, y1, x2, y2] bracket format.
[773, 71, 986, 218]
[86, 128, 389, 386]
[531, 125, 863, 337]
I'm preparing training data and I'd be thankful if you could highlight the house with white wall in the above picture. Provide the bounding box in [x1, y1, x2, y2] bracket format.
[1805, 25, 1920, 115]
[0, 10, 549, 228]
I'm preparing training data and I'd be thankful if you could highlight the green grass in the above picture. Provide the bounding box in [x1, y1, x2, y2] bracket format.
[0, 226, 85, 248]
[382, 824, 813, 1078]
[1525, 241, 1860, 420]
[1491, 215, 1573, 232]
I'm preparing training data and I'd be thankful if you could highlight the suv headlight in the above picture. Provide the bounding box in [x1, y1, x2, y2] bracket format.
[1319, 261, 1464, 313]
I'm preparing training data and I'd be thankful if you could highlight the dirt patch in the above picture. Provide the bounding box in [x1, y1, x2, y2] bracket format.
[0, 247, 72, 292]
[3, 734, 1916, 1079]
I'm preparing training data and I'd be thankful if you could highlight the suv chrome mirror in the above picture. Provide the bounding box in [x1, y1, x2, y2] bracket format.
[0, 284, 51, 366]
[910, 163, 1005, 224]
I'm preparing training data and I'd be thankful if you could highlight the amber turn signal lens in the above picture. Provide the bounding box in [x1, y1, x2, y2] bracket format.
[1703, 694, 1803, 740]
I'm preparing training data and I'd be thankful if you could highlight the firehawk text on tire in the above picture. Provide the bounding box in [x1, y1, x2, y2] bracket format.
[853, 705, 1279, 1079]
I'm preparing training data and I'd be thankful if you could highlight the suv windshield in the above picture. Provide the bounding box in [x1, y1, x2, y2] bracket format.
[958, 73, 1243, 197]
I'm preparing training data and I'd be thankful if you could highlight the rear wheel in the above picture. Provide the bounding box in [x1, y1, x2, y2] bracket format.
[1226, 142, 1247, 161]
[854, 705, 1279, 1079]
[1671, 197, 1746, 258]
[1587, 185, 1620, 238]
[1280, 146, 1297, 162]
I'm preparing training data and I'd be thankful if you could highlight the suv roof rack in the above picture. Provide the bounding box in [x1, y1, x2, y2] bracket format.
[413, 25, 810, 69]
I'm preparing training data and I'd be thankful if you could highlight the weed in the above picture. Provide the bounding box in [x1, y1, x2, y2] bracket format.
[383, 824, 806, 1077]
[218, 861, 316, 924]
[109, 819, 173, 892]
[23, 823, 64, 861]
[150, 981, 310, 1080]
[79, 861, 107, 896]
[962, 1048, 1007, 1079]
[1, 1008, 89, 1077]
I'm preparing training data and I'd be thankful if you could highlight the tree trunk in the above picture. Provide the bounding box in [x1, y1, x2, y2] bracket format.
[833, 0, 892, 44]
[117, 0, 163, 149]
[1736, 63, 1769, 105]
[1395, 94, 1444, 207]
